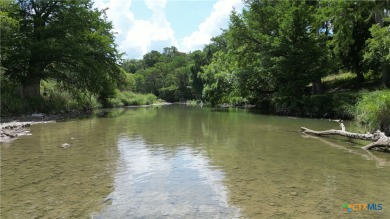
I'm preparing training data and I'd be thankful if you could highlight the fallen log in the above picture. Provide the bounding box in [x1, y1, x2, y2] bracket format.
[301, 120, 390, 151]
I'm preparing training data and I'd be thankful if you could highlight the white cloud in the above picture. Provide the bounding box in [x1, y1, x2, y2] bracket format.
[94, 0, 243, 58]
[94, 0, 175, 59]
[180, 0, 244, 52]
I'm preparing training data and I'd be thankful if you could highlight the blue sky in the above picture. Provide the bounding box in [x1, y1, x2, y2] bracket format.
[94, 0, 244, 59]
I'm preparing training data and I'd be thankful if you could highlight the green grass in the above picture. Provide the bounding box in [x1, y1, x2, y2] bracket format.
[322, 72, 356, 83]
[321, 71, 383, 93]
[1, 80, 101, 117]
[106, 90, 158, 107]
[354, 90, 390, 134]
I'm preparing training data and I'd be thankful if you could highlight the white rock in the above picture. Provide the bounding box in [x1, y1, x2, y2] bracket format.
[32, 113, 45, 118]
[61, 143, 70, 148]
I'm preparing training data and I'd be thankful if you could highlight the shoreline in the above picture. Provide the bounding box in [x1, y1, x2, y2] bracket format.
[0, 102, 173, 143]
[0, 102, 353, 143]
[0, 121, 56, 143]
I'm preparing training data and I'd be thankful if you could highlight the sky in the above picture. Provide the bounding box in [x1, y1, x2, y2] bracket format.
[93, 0, 244, 59]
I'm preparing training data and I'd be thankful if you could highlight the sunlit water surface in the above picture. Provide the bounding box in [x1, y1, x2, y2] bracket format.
[1, 105, 389, 218]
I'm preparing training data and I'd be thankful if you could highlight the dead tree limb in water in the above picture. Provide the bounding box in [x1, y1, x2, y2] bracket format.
[301, 120, 390, 151]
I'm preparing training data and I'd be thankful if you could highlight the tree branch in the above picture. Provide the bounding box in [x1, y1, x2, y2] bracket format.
[301, 120, 390, 151]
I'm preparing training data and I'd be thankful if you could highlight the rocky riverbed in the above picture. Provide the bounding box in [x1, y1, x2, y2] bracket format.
[0, 121, 56, 143]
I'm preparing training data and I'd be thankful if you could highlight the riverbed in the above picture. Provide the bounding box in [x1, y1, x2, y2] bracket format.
[1, 105, 389, 218]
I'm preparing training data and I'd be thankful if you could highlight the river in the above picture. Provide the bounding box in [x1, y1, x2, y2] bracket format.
[1, 105, 389, 218]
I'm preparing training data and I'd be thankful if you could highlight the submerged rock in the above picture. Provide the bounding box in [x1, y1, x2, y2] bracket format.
[61, 143, 71, 148]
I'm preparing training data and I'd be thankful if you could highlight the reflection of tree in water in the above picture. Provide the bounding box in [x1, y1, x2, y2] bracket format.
[3, 106, 389, 218]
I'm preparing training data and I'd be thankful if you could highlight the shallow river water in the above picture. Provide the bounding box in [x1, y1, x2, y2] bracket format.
[1, 105, 390, 218]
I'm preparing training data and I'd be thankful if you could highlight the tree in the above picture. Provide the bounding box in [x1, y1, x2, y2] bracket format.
[367, 1, 390, 87]
[189, 50, 206, 100]
[364, 16, 390, 87]
[201, 51, 241, 106]
[163, 46, 181, 58]
[271, 1, 328, 98]
[122, 59, 144, 73]
[1, 0, 122, 98]
[143, 50, 161, 68]
[317, 0, 390, 86]
[227, 0, 329, 109]
[0, 1, 19, 70]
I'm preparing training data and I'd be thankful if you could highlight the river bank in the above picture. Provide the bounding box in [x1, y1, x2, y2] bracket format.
[0, 121, 55, 143]
[0, 102, 172, 143]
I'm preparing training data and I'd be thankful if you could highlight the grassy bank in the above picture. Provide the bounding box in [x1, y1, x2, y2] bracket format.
[354, 90, 390, 135]
[272, 71, 390, 134]
[105, 90, 159, 107]
[0, 80, 159, 118]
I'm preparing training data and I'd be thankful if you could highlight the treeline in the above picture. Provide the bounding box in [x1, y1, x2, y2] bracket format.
[119, 46, 210, 103]
[121, 0, 389, 116]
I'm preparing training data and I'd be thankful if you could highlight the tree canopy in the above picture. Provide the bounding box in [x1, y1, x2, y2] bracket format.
[2, 0, 389, 115]
[117, 0, 389, 114]
[0, 0, 122, 98]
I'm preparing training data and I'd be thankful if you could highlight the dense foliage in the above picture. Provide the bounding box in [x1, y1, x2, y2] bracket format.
[117, 0, 389, 132]
[122, 0, 388, 103]
[1, 0, 389, 133]
[1, 0, 122, 99]
[355, 90, 390, 134]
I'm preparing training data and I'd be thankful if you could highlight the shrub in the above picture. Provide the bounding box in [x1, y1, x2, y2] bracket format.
[105, 90, 158, 107]
[1, 79, 101, 117]
[354, 90, 390, 134]
[159, 86, 179, 102]
[42, 81, 101, 112]
[270, 92, 359, 118]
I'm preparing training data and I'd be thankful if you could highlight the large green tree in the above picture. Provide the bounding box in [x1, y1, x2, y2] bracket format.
[317, 0, 390, 87]
[1, 0, 122, 98]
[227, 0, 329, 108]
[364, 16, 390, 82]
[371, 0, 390, 87]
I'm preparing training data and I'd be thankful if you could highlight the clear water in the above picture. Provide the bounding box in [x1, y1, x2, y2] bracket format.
[1, 105, 389, 218]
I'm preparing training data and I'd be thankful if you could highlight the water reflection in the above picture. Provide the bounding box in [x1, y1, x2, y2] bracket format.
[2, 106, 390, 219]
[95, 136, 240, 218]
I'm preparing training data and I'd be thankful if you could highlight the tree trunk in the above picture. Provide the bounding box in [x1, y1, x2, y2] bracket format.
[355, 69, 364, 84]
[311, 78, 323, 95]
[301, 120, 390, 152]
[381, 63, 390, 88]
[374, 6, 390, 88]
[22, 77, 41, 98]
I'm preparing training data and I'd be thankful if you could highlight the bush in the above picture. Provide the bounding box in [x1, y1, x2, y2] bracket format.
[301, 92, 358, 119]
[354, 90, 390, 134]
[106, 90, 158, 107]
[41, 81, 101, 112]
[0, 79, 101, 117]
[159, 86, 179, 102]
[1, 92, 30, 116]
[270, 92, 359, 118]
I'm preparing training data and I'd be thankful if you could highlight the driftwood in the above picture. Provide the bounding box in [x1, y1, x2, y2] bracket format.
[301, 120, 390, 151]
